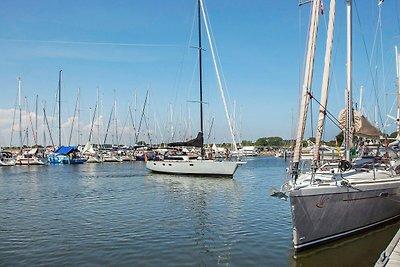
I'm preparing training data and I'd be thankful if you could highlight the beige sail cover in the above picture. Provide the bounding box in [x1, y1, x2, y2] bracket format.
[338, 109, 381, 138]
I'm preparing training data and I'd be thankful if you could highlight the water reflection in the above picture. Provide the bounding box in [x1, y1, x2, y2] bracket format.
[144, 173, 240, 266]
[289, 220, 400, 267]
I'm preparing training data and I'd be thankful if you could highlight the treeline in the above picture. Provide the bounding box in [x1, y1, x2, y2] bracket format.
[241, 131, 399, 148]
[241, 137, 292, 147]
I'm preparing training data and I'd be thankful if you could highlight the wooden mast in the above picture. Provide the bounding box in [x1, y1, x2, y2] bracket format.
[292, 0, 321, 177]
[314, 0, 336, 162]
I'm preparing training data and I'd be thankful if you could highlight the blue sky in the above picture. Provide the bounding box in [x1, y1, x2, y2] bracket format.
[0, 0, 399, 147]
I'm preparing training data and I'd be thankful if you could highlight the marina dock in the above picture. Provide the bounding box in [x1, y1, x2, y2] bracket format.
[376, 227, 400, 266]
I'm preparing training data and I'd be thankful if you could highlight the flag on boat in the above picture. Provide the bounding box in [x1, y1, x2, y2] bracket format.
[378, 0, 384, 6]
[320, 1, 324, 15]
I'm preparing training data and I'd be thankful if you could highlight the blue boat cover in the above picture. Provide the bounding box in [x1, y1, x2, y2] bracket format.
[54, 146, 78, 155]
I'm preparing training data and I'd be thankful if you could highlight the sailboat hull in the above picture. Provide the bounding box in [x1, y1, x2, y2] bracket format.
[146, 160, 242, 177]
[290, 179, 400, 250]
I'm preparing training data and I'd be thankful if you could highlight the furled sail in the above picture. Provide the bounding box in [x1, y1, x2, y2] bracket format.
[338, 109, 381, 138]
[167, 132, 204, 147]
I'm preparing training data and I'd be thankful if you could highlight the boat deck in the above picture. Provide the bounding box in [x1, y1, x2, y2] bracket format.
[376, 227, 400, 266]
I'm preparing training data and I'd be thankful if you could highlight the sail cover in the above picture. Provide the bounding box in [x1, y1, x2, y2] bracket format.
[168, 132, 204, 147]
[338, 109, 381, 138]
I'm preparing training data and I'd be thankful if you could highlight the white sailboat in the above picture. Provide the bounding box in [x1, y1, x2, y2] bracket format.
[0, 151, 16, 166]
[279, 0, 400, 251]
[146, 0, 244, 177]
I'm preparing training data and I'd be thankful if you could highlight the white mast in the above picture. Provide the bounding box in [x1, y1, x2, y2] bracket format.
[293, 0, 321, 169]
[18, 78, 22, 152]
[199, 0, 238, 152]
[314, 0, 336, 162]
[345, 0, 353, 161]
[97, 87, 100, 145]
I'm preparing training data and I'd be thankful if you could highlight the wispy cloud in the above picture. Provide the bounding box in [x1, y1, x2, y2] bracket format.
[0, 38, 180, 47]
[0, 38, 182, 64]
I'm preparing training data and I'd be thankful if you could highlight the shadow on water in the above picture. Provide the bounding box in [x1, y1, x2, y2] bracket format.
[289, 219, 400, 267]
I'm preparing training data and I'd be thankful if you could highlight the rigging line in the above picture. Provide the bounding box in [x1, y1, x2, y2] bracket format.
[118, 111, 129, 145]
[307, 91, 344, 131]
[103, 106, 113, 146]
[354, 0, 385, 131]
[172, 2, 198, 110]
[68, 90, 80, 146]
[310, 91, 314, 138]
[378, 5, 387, 131]
[43, 107, 55, 147]
[88, 101, 98, 143]
[202, 0, 234, 131]
[25, 98, 38, 146]
[10, 84, 19, 148]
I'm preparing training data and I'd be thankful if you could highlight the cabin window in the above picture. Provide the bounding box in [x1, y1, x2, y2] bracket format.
[189, 164, 194, 166]
[379, 192, 389, 198]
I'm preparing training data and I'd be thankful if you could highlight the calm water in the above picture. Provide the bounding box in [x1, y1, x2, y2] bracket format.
[0, 156, 398, 266]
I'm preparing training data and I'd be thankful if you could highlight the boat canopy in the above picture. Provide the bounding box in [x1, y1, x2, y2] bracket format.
[168, 132, 204, 147]
[338, 109, 381, 138]
[54, 146, 79, 155]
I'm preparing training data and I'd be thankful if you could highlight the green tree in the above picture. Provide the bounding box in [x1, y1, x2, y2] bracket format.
[390, 131, 398, 138]
[241, 140, 254, 146]
[255, 136, 283, 147]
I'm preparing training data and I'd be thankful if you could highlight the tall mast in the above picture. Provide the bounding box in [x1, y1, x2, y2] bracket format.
[292, 0, 321, 175]
[198, 0, 204, 136]
[314, 0, 336, 162]
[396, 46, 400, 138]
[345, 0, 353, 161]
[35, 94, 38, 146]
[18, 78, 22, 152]
[58, 70, 62, 147]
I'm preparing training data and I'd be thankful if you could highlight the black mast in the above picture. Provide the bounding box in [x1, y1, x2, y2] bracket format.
[198, 0, 204, 157]
[58, 70, 62, 147]
[198, 0, 203, 135]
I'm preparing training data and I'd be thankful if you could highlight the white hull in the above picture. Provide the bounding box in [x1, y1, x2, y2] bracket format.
[0, 158, 16, 166]
[16, 157, 46, 166]
[289, 171, 400, 250]
[146, 159, 243, 176]
[86, 156, 104, 163]
[103, 156, 123, 162]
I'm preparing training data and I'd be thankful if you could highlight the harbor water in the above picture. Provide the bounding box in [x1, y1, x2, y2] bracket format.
[0, 156, 398, 266]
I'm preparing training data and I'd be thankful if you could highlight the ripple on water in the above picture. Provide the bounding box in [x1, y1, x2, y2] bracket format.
[1, 157, 393, 266]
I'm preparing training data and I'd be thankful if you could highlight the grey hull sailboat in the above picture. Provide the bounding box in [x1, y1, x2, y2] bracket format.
[282, 0, 400, 250]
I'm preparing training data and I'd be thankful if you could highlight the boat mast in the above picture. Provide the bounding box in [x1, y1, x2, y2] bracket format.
[198, 0, 204, 157]
[35, 94, 38, 146]
[197, 0, 204, 158]
[292, 0, 321, 176]
[18, 78, 22, 152]
[396, 46, 400, 139]
[345, 0, 353, 161]
[58, 70, 62, 147]
[314, 0, 336, 163]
